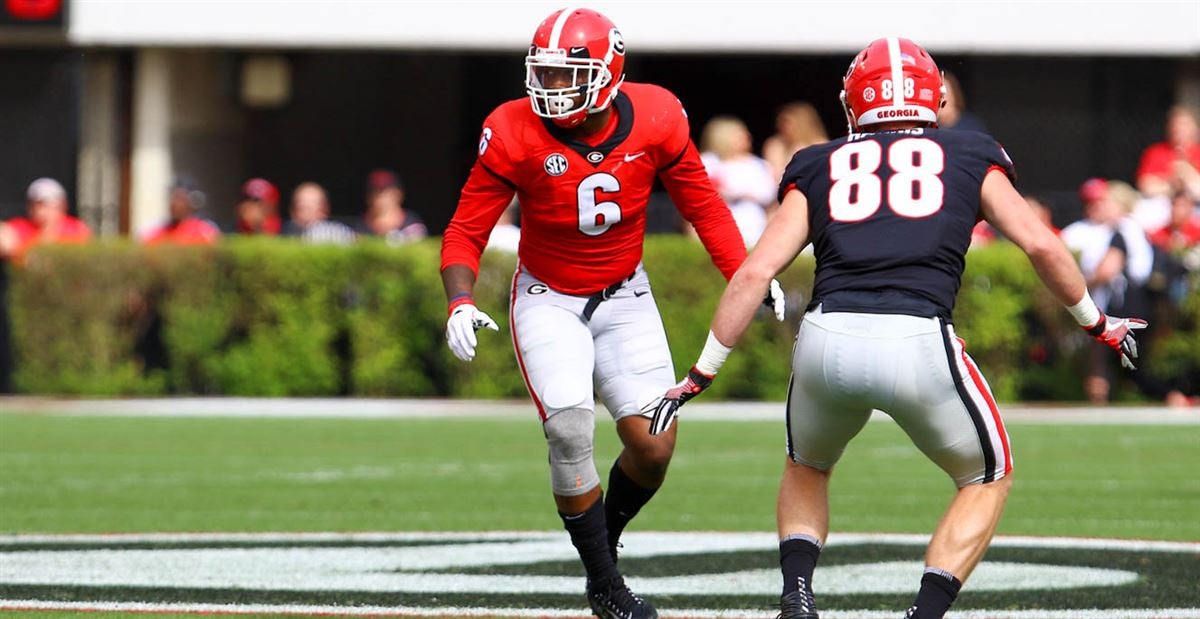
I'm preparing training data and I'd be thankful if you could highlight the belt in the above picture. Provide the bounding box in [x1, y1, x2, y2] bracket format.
[582, 271, 636, 322]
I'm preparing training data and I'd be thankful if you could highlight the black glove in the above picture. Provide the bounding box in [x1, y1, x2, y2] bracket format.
[649, 366, 714, 435]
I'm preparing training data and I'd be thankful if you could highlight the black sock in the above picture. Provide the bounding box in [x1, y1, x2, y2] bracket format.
[779, 535, 822, 597]
[560, 494, 619, 584]
[905, 569, 962, 619]
[605, 459, 658, 549]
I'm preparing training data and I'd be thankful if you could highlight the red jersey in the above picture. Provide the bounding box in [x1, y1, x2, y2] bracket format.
[6, 215, 91, 258]
[142, 217, 221, 246]
[441, 82, 746, 296]
[236, 214, 282, 235]
[1137, 142, 1200, 182]
[1149, 218, 1200, 251]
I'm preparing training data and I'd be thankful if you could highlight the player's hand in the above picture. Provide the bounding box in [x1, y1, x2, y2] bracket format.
[649, 366, 714, 435]
[1085, 312, 1148, 370]
[446, 304, 499, 362]
[763, 278, 786, 321]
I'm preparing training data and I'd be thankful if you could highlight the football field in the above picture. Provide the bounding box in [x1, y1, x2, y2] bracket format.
[1, 400, 1198, 618]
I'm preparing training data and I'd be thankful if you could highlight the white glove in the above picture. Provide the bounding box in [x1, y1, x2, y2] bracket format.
[1085, 312, 1148, 370]
[446, 303, 499, 362]
[763, 278, 786, 321]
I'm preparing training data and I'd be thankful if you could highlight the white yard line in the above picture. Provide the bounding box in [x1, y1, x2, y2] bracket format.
[1, 533, 1195, 618]
[2, 530, 1196, 552]
[2, 397, 1197, 424]
[1, 600, 1197, 618]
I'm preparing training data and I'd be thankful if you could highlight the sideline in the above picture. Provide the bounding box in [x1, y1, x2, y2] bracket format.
[1, 397, 1197, 424]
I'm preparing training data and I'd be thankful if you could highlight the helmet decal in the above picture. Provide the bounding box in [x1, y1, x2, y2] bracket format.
[839, 37, 943, 131]
[548, 6, 580, 48]
[887, 37, 905, 107]
[608, 28, 625, 60]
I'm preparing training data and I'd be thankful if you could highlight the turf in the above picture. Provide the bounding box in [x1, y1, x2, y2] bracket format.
[1, 412, 1197, 540]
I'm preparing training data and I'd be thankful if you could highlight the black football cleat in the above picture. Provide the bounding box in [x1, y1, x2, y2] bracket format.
[608, 540, 624, 564]
[777, 589, 819, 619]
[586, 575, 658, 619]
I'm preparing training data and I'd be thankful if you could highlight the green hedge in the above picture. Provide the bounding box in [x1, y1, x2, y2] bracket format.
[7, 237, 1198, 400]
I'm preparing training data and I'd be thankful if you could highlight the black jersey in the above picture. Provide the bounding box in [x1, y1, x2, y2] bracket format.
[780, 128, 1015, 321]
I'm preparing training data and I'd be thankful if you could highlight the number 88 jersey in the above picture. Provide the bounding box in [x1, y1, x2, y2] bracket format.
[780, 127, 1016, 321]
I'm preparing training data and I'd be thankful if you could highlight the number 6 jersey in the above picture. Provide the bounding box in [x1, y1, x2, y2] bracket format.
[780, 128, 1016, 321]
[441, 82, 747, 296]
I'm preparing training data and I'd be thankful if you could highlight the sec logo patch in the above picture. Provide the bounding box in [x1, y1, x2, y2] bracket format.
[544, 154, 568, 177]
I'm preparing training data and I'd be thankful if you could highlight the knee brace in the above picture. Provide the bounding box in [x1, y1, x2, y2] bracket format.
[544, 407, 600, 497]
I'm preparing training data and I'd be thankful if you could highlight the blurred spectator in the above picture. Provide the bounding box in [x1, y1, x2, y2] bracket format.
[142, 177, 221, 246]
[1103, 181, 1155, 291]
[1061, 178, 1125, 403]
[762, 102, 828, 180]
[699, 116, 776, 246]
[284, 182, 356, 244]
[1065, 179, 1174, 404]
[486, 197, 521, 253]
[234, 178, 282, 235]
[937, 71, 988, 133]
[0, 177, 91, 394]
[1130, 191, 1172, 233]
[362, 169, 426, 244]
[0, 178, 91, 261]
[1026, 195, 1060, 235]
[1103, 181, 1195, 407]
[1149, 188, 1200, 252]
[1062, 179, 1122, 300]
[1136, 105, 1200, 199]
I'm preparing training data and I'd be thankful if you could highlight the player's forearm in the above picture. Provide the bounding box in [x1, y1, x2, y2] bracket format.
[441, 264, 478, 304]
[1025, 235, 1088, 309]
[693, 263, 772, 376]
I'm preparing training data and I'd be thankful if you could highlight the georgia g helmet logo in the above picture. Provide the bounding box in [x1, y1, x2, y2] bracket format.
[608, 28, 625, 58]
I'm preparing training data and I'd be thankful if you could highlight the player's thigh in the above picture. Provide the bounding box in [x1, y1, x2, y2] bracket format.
[889, 324, 1013, 486]
[592, 291, 675, 420]
[786, 318, 874, 469]
[512, 295, 596, 417]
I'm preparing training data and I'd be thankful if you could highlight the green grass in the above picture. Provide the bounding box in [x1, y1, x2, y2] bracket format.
[1, 412, 1197, 540]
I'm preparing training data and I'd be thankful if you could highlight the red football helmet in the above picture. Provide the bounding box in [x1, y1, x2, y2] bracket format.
[525, 8, 626, 129]
[840, 37, 944, 131]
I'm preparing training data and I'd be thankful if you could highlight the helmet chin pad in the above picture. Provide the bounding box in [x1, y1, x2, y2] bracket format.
[551, 109, 589, 129]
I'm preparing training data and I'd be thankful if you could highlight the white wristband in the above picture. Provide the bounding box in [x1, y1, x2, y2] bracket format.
[1066, 292, 1102, 328]
[695, 331, 733, 376]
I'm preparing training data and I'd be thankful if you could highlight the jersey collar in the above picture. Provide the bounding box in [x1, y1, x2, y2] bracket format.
[542, 91, 634, 167]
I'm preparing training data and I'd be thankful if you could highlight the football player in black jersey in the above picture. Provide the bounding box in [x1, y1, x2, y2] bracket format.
[650, 38, 1147, 619]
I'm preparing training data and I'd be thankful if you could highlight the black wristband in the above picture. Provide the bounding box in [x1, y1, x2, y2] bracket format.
[687, 366, 714, 388]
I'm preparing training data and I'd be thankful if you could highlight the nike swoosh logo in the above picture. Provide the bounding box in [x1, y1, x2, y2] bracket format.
[624, 152, 646, 162]
[634, 290, 649, 297]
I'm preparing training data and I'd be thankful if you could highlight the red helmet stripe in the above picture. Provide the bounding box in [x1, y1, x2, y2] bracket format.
[887, 36, 904, 108]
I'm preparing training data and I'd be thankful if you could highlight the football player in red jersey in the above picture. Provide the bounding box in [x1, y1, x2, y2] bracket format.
[440, 7, 783, 619]
[652, 38, 1147, 619]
